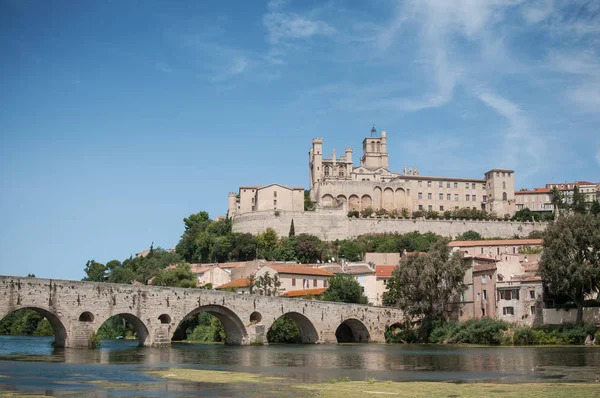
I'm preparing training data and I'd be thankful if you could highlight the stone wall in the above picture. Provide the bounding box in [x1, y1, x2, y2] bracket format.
[0, 276, 404, 348]
[232, 210, 548, 241]
[542, 308, 600, 325]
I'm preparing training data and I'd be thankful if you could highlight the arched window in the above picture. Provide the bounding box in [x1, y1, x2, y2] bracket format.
[339, 168, 344, 177]
[503, 192, 507, 201]
[502, 181, 506, 189]
[371, 142, 375, 152]
[324, 166, 330, 176]
[376, 141, 380, 152]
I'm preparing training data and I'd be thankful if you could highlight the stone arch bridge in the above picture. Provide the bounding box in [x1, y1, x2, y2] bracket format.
[0, 276, 404, 348]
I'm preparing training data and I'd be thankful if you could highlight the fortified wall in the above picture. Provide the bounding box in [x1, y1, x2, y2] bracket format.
[231, 209, 548, 241]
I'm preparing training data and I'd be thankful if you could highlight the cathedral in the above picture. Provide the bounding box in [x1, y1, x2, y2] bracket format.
[228, 129, 515, 218]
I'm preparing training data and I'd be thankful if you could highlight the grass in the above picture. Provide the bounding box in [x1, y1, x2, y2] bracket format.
[148, 368, 600, 398]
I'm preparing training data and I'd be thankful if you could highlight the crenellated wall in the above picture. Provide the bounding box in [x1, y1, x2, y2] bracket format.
[231, 210, 548, 240]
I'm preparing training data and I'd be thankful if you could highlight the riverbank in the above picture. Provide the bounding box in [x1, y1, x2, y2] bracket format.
[148, 368, 600, 397]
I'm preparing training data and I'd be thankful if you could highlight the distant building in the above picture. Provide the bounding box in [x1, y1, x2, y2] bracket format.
[458, 255, 498, 321]
[216, 277, 252, 294]
[375, 265, 397, 306]
[448, 239, 543, 260]
[254, 264, 334, 295]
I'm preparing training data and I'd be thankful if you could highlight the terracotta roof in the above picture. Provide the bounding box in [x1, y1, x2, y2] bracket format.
[317, 265, 344, 274]
[449, 239, 542, 247]
[216, 278, 251, 289]
[281, 288, 327, 297]
[266, 264, 335, 276]
[463, 255, 497, 262]
[515, 188, 550, 194]
[376, 265, 397, 278]
[522, 262, 539, 272]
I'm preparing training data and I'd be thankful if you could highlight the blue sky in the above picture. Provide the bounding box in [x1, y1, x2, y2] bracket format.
[1, 0, 599, 280]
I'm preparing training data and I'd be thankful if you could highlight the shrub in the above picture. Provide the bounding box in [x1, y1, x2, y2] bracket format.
[428, 319, 510, 345]
[361, 207, 374, 218]
[401, 208, 409, 218]
[443, 210, 452, 220]
[412, 210, 424, 218]
[347, 210, 360, 218]
[426, 211, 439, 219]
[513, 328, 536, 345]
[376, 208, 388, 217]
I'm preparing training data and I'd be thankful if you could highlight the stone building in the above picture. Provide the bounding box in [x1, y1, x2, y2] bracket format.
[228, 129, 516, 218]
[254, 264, 334, 295]
[448, 239, 542, 260]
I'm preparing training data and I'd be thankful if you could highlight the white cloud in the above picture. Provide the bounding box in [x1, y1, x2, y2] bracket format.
[521, 0, 553, 24]
[263, 12, 335, 45]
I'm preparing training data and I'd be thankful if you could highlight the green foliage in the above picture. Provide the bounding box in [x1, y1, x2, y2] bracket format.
[90, 331, 100, 348]
[83, 260, 107, 282]
[253, 271, 282, 296]
[172, 311, 226, 342]
[360, 207, 374, 218]
[304, 190, 315, 211]
[511, 208, 551, 222]
[0, 309, 52, 336]
[382, 239, 466, 322]
[527, 230, 546, 239]
[456, 230, 482, 241]
[571, 186, 587, 214]
[591, 200, 600, 215]
[518, 245, 542, 254]
[513, 324, 596, 345]
[294, 234, 323, 263]
[539, 213, 600, 324]
[267, 315, 302, 343]
[152, 262, 198, 288]
[321, 274, 369, 304]
[338, 240, 362, 262]
[428, 319, 510, 345]
[347, 210, 360, 218]
[258, 228, 280, 260]
[97, 316, 135, 340]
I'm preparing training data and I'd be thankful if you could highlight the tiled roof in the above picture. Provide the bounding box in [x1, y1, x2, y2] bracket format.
[344, 264, 376, 275]
[266, 264, 335, 276]
[515, 188, 550, 194]
[463, 255, 497, 262]
[216, 278, 251, 289]
[449, 239, 543, 247]
[522, 262, 539, 272]
[281, 288, 327, 297]
[317, 265, 344, 274]
[376, 265, 397, 278]
[218, 262, 248, 269]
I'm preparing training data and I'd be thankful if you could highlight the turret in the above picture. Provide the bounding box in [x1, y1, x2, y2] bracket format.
[227, 192, 238, 218]
[310, 138, 324, 201]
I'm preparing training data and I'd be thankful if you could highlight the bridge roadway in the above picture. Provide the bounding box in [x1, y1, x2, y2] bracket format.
[0, 276, 404, 348]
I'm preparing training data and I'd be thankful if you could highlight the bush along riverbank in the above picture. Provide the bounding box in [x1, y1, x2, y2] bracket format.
[385, 318, 599, 346]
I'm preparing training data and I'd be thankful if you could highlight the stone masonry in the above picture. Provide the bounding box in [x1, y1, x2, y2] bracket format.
[232, 209, 548, 241]
[0, 276, 404, 348]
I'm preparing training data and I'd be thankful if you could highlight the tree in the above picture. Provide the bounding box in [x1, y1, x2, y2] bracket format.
[151, 262, 198, 288]
[257, 228, 279, 260]
[289, 219, 295, 237]
[382, 239, 466, 322]
[456, 230, 482, 241]
[294, 234, 322, 263]
[304, 190, 315, 211]
[338, 240, 362, 262]
[83, 260, 107, 282]
[321, 274, 369, 304]
[571, 186, 587, 214]
[592, 200, 600, 216]
[550, 186, 564, 220]
[252, 272, 281, 296]
[539, 214, 600, 324]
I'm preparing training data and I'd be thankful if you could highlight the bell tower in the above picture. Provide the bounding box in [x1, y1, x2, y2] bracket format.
[360, 126, 389, 170]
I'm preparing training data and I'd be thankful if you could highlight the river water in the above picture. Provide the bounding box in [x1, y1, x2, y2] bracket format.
[0, 336, 599, 396]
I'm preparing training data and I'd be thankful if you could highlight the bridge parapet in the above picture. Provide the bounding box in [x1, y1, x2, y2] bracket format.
[0, 276, 404, 348]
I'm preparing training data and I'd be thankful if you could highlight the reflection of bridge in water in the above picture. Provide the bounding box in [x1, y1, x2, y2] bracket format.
[0, 276, 403, 348]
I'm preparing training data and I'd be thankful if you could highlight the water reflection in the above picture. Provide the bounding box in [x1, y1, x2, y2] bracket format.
[1, 336, 599, 385]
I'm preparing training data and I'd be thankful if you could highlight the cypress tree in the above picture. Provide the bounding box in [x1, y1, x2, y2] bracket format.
[289, 219, 295, 237]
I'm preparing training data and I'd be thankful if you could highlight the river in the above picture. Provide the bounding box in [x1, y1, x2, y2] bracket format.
[0, 336, 599, 396]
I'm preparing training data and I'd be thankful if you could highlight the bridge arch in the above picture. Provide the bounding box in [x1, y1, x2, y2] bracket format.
[335, 318, 370, 343]
[173, 304, 247, 345]
[267, 312, 319, 344]
[95, 313, 150, 347]
[0, 307, 68, 348]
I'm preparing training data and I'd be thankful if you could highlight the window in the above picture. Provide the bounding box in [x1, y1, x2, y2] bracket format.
[418, 192, 423, 199]
[427, 181, 432, 187]
[500, 289, 519, 300]
[274, 200, 277, 206]
[447, 182, 450, 188]
[418, 205, 423, 210]
[407, 189, 410, 195]
[502, 181, 506, 189]
[472, 195, 476, 201]
[447, 193, 451, 200]
[530, 306, 536, 315]
[439, 181, 443, 188]
[428, 193, 432, 200]
[440, 206, 444, 211]
[481, 248, 484, 254]
[503, 192, 507, 201]
[466, 183, 469, 189]
[454, 194, 459, 201]
[454, 182, 458, 188]
[529, 290, 535, 299]
[324, 280, 327, 288]
[428, 205, 432, 211]
[274, 191, 277, 197]
[472, 183, 476, 189]
[503, 307, 514, 315]
[292, 278, 296, 286]
[466, 194, 470, 201]
[483, 290, 487, 300]
[324, 166, 330, 176]
[418, 180, 423, 187]
[513, 247, 516, 254]
[371, 142, 375, 152]
[439, 193, 443, 200]
[483, 195, 487, 203]
[313, 279, 317, 287]
[482, 274, 487, 284]
[339, 169, 344, 177]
